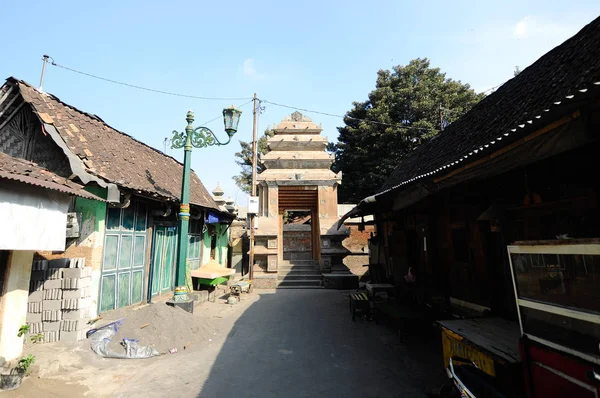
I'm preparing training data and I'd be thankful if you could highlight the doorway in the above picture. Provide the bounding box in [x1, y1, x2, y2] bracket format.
[278, 186, 319, 263]
[150, 225, 177, 296]
[282, 210, 312, 260]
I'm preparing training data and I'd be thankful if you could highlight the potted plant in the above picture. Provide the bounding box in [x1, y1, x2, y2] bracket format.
[0, 355, 34, 390]
[0, 325, 36, 391]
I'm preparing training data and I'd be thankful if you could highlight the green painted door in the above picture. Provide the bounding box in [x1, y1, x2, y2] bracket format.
[100, 202, 147, 313]
[151, 226, 177, 296]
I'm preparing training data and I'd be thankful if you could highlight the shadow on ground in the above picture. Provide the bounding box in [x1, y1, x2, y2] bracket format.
[197, 289, 446, 398]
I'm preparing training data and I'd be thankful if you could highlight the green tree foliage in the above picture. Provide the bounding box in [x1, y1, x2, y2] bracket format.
[233, 128, 274, 193]
[330, 58, 484, 203]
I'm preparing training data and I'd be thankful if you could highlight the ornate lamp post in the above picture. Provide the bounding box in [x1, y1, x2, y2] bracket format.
[170, 107, 242, 303]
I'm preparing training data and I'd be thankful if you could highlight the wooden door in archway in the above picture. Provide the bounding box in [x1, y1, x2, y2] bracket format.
[278, 186, 320, 263]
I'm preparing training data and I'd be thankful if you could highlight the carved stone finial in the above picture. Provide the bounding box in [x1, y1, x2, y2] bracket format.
[291, 111, 303, 121]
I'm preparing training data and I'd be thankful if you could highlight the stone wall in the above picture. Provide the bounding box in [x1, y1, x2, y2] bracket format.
[253, 274, 277, 289]
[340, 224, 373, 276]
[283, 225, 312, 261]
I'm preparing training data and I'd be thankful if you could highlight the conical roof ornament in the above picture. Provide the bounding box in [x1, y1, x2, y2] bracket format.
[212, 182, 224, 198]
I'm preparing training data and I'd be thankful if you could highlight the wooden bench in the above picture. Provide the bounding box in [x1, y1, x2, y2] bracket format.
[349, 292, 371, 321]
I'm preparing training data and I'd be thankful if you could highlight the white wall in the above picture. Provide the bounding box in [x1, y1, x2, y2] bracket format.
[0, 250, 34, 362]
[0, 182, 69, 251]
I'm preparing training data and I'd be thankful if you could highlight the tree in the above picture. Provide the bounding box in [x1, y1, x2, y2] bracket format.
[233, 128, 274, 193]
[514, 65, 522, 76]
[330, 58, 484, 203]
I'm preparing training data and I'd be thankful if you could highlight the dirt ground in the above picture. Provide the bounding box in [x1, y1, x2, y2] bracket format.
[4, 291, 257, 397]
[3, 289, 445, 397]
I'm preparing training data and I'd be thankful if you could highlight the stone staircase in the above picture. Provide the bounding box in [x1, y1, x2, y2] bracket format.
[277, 260, 323, 288]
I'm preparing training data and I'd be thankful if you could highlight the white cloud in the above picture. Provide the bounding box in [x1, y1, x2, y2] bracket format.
[513, 17, 530, 38]
[243, 58, 265, 79]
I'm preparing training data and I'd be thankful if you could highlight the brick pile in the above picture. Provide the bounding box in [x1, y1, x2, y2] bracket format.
[27, 258, 92, 342]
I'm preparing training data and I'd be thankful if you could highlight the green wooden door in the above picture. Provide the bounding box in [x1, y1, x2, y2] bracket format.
[100, 203, 147, 313]
[151, 226, 177, 296]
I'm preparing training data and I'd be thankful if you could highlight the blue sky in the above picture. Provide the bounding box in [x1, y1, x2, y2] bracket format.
[2, 1, 599, 204]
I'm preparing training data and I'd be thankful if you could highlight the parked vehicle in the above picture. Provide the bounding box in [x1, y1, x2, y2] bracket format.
[446, 357, 508, 398]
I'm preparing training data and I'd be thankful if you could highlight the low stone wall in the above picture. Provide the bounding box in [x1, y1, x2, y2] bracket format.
[252, 274, 278, 289]
[322, 274, 358, 290]
[343, 255, 369, 276]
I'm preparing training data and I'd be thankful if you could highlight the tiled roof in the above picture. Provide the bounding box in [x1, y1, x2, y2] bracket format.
[8, 78, 219, 210]
[378, 16, 600, 195]
[0, 152, 103, 200]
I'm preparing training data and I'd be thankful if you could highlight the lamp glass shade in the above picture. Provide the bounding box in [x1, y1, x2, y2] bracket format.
[223, 106, 242, 135]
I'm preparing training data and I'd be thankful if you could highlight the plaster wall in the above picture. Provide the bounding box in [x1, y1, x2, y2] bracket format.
[0, 182, 70, 251]
[0, 250, 34, 362]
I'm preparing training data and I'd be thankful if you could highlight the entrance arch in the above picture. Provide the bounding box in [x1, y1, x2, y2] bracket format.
[278, 186, 321, 263]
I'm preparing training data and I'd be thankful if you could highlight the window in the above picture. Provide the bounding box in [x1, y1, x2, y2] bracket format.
[511, 253, 600, 313]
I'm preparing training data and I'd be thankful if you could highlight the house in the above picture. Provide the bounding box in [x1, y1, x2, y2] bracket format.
[0, 152, 103, 361]
[0, 77, 234, 317]
[340, 17, 600, 395]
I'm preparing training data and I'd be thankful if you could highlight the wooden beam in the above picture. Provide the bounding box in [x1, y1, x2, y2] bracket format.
[0, 86, 15, 108]
[0, 102, 25, 132]
[0, 92, 20, 118]
[434, 111, 581, 184]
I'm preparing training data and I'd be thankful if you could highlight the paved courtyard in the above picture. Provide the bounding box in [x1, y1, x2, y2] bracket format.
[8, 289, 445, 397]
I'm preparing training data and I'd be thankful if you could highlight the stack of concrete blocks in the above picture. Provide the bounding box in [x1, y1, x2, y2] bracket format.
[27, 258, 92, 343]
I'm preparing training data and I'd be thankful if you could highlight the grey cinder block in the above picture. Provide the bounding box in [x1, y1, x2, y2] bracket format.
[48, 259, 69, 268]
[43, 300, 62, 311]
[26, 312, 42, 323]
[28, 290, 44, 303]
[28, 302, 42, 313]
[42, 310, 62, 322]
[43, 321, 61, 332]
[43, 279, 62, 290]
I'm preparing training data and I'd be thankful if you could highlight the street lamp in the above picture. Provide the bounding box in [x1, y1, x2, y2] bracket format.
[170, 106, 242, 303]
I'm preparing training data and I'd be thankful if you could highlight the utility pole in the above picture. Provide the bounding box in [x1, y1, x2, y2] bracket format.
[439, 105, 444, 132]
[249, 93, 258, 290]
[39, 55, 50, 91]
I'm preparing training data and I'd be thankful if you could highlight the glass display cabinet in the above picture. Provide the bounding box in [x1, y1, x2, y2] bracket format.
[508, 241, 600, 397]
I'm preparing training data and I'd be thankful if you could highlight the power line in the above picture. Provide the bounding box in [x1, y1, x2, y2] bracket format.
[480, 81, 506, 95]
[199, 99, 253, 125]
[260, 100, 433, 132]
[48, 58, 252, 101]
[45, 57, 453, 133]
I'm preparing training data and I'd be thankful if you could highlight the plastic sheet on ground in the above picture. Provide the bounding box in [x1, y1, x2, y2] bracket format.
[89, 319, 160, 359]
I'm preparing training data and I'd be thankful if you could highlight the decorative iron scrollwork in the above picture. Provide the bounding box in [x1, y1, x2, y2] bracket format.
[170, 130, 186, 149]
[191, 127, 218, 148]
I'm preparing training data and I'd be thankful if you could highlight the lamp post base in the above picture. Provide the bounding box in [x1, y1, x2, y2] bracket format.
[166, 298, 194, 314]
[172, 286, 189, 302]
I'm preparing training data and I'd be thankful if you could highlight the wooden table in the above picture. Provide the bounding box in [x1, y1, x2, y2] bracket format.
[436, 317, 521, 376]
[365, 283, 395, 300]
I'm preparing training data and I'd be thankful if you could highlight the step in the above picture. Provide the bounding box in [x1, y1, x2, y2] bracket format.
[277, 269, 320, 276]
[276, 285, 324, 289]
[277, 280, 323, 288]
[278, 266, 319, 272]
[277, 274, 322, 281]
[279, 260, 318, 266]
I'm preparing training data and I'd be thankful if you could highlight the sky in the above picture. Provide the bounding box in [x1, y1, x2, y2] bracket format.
[2, 1, 599, 205]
